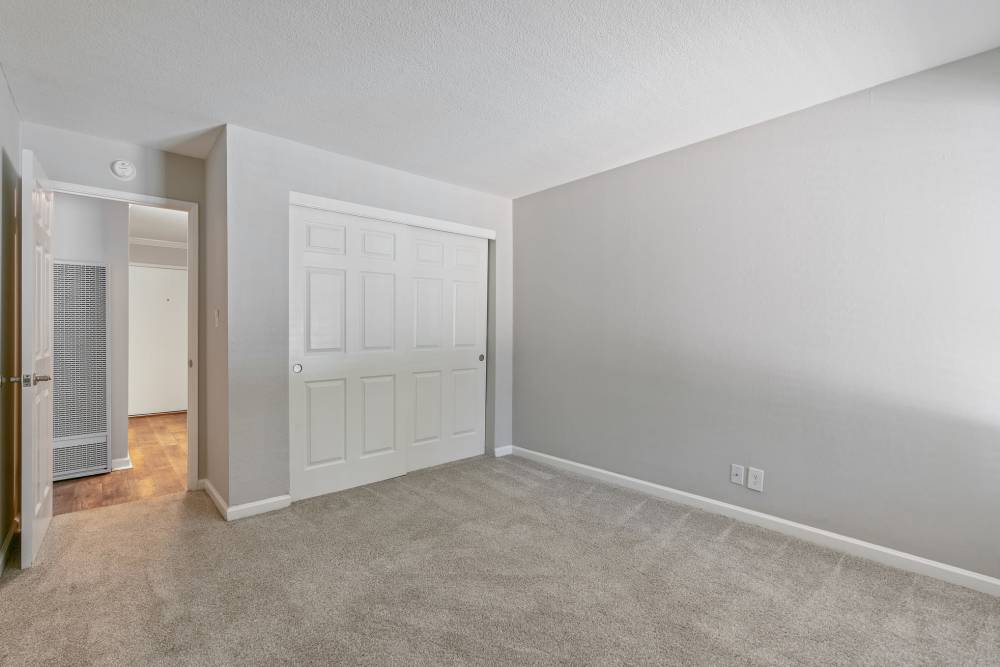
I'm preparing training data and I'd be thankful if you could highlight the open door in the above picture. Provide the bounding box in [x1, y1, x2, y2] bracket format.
[20, 149, 54, 567]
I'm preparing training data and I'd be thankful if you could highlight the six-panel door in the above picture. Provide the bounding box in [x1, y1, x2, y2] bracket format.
[289, 205, 488, 501]
[21, 150, 54, 567]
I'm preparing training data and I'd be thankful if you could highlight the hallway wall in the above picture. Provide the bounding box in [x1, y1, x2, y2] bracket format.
[52, 193, 130, 464]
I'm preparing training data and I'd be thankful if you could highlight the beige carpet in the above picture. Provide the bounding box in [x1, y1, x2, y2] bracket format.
[1, 455, 997, 666]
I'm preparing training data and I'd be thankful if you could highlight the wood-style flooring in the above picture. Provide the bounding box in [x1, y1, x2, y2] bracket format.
[53, 412, 188, 515]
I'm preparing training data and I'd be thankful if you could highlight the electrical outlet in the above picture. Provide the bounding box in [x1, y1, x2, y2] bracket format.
[730, 464, 745, 486]
[748, 467, 764, 492]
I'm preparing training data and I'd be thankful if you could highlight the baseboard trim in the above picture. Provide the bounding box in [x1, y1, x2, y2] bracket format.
[199, 478, 291, 522]
[200, 478, 227, 518]
[511, 446, 1000, 597]
[227, 494, 292, 521]
[493, 445, 513, 457]
[111, 455, 133, 471]
[0, 521, 15, 575]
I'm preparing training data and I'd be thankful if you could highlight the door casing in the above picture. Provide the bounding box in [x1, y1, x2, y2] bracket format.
[46, 181, 200, 491]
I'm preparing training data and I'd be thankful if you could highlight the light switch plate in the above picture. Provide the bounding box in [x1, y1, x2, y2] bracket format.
[730, 464, 745, 486]
[748, 467, 764, 492]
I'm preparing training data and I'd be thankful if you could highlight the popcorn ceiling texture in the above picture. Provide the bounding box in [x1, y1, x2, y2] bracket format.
[1, 1, 999, 196]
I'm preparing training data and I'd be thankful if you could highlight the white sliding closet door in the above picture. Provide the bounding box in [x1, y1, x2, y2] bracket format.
[289, 204, 488, 501]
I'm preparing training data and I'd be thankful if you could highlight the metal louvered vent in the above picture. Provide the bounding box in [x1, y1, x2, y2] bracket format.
[53, 262, 110, 480]
[53, 439, 108, 477]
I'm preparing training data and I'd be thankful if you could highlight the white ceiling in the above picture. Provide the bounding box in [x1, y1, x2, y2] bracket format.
[2, 1, 1000, 197]
[129, 204, 187, 244]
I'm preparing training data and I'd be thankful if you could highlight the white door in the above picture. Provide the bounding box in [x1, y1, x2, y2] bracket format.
[128, 265, 188, 415]
[289, 204, 488, 501]
[20, 150, 55, 567]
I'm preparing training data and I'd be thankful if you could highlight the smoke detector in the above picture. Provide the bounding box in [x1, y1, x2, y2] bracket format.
[110, 159, 136, 181]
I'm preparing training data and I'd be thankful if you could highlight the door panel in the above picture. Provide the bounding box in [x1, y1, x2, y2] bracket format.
[306, 379, 346, 466]
[306, 269, 345, 352]
[290, 204, 488, 501]
[20, 150, 54, 567]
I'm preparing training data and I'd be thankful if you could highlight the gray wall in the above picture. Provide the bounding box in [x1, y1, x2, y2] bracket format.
[224, 125, 512, 505]
[203, 129, 229, 501]
[52, 193, 130, 463]
[513, 50, 1000, 578]
[0, 65, 20, 568]
[21, 123, 209, 477]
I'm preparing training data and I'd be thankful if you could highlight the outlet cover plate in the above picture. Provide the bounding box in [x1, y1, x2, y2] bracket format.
[748, 467, 764, 492]
[730, 464, 745, 486]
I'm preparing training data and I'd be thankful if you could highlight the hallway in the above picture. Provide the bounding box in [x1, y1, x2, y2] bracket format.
[52, 413, 187, 515]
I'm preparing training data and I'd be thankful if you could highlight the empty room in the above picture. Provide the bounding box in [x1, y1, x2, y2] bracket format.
[1, 2, 999, 665]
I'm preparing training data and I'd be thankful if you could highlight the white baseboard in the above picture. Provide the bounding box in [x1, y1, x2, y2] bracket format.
[112, 455, 133, 471]
[511, 446, 1000, 597]
[200, 478, 227, 518]
[0, 521, 15, 575]
[199, 478, 291, 522]
[493, 445, 513, 457]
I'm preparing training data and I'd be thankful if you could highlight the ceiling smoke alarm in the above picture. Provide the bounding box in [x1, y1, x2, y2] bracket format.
[110, 159, 136, 181]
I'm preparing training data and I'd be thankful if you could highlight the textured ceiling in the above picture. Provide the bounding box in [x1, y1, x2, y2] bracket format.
[2, 1, 1000, 197]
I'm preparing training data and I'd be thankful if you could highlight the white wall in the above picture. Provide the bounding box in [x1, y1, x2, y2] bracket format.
[128, 265, 187, 415]
[22, 123, 204, 204]
[52, 193, 130, 463]
[513, 49, 1000, 578]
[223, 125, 512, 505]
[129, 243, 186, 267]
[129, 203, 188, 267]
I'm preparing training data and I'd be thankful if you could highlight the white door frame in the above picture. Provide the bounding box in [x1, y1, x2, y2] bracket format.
[47, 180, 200, 490]
[289, 192, 497, 241]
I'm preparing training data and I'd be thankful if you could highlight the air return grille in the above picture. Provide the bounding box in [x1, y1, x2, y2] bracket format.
[53, 262, 110, 480]
[53, 439, 108, 476]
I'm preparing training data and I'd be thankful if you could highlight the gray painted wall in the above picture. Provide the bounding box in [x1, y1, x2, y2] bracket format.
[21, 123, 209, 478]
[0, 65, 20, 567]
[204, 129, 229, 501]
[52, 193, 130, 463]
[513, 50, 1000, 578]
[224, 125, 513, 506]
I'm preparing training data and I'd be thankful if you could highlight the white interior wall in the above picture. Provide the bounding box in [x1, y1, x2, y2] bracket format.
[129, 244, 186, 267]
[52, 193, 130, 464]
